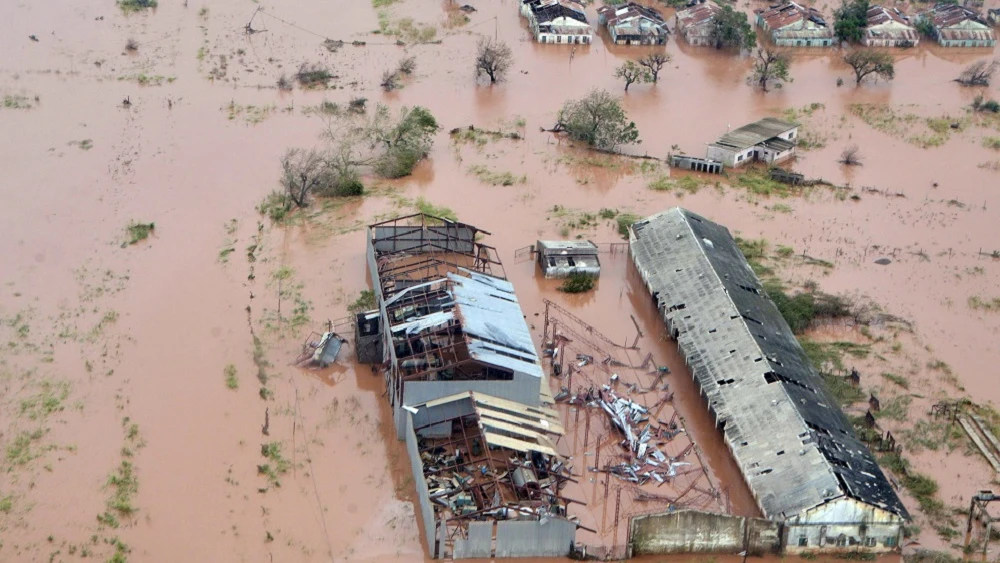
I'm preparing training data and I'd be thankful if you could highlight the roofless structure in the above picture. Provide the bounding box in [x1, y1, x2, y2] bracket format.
[362, 214, 549, 438]
[629, 208, 908, 553]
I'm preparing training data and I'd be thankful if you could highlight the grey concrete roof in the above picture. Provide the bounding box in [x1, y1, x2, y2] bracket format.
[629, 208, 908, 521]
[537, 240, 599, 254]
[711, 118, 797, 151]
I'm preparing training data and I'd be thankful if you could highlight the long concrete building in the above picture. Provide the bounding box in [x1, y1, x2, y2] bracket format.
[629, 208, 908, 553]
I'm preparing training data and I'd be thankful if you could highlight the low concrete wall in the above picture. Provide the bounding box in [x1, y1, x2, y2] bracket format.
[630, 510, 781, 556]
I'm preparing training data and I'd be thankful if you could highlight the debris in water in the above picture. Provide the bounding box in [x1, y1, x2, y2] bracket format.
[875, 258, 892, 265]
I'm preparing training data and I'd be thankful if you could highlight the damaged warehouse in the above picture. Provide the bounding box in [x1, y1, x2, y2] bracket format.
[360, 214, 579, 559]
[361, 214, 551, 439]
[406, 391, 579, 559]
[628, 208, 909, 554]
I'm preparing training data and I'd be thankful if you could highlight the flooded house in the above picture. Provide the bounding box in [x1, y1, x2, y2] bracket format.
[404, 391, 578, 559]
[521, 0, 593, 44]
[916, 3, 996, 47]
[535, 240, 601, 279]
[755, 2, 835, 47]
[597, 2, 669, 45]
[705, 117, 798, 167]
[628, 207, 909, 553]
[675, 2, 721, 46]
[360, 214, 550, 439]
[862, 5, 919, 47]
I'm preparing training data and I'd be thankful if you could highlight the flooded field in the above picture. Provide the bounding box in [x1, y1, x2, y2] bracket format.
[2, 0, 1000, 560]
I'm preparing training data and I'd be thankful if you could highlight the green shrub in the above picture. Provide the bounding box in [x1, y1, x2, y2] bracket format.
[559, 273, 596, 293]
[118, 0, 157, 12]
[616, 213, 640, 238]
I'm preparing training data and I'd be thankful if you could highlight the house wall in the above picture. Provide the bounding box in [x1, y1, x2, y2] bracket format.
[676, 20, 715, 46]
[538, 252, 601, 278]
[453, 522, 493, 559]
[393, 372, 542, 438]
[706, 145, 755, 167]
[630, 510, 782, 556]
[405, 412, 440, 558]
[494, 519, 577, 557]
[772, 35, 834, 47]
[783, 498, 904, 553]
[670, 155, 724, 174]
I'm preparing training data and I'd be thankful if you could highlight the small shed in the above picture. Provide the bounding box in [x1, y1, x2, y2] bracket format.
[536, 240, 600, 278]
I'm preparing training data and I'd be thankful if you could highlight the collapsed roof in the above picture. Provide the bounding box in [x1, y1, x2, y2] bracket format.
[629, 207, 909, 521]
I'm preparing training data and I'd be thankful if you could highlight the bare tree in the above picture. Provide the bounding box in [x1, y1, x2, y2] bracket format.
[475, 38, 513, 84]
[839, 144, 863, 166]
[398, 56, 417, 75]
[614, 60, 651, 92]
[957, 59, 998, 87]
[637, 53, 671, 84]
[843, 49, 895, 85]
[280, 148, 335, 208]
[381, 69, 400, 91]
[750, 48, 791, 93]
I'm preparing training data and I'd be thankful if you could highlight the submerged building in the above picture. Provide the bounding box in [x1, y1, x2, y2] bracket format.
[675, 2, 722, 46]
[916, 3, 996, 47]
[597, 2, 669, 45]
[862, 5, 919, 47]
[521, 0, 593, 44]
[755, 2, 835, 47]
[361, 214, 549, 439]
[706, 118, 798, 167]
[628, 208, 909, 552]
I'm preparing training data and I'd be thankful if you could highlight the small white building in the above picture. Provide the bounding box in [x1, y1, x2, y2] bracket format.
[597, 2, 669, 46]
[706, 118, 798, 167]
[536, 240, 601, 278]
[522, 0, 592, 45]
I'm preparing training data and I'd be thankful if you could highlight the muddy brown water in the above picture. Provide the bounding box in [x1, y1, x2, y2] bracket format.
[1, 0, 999, 559]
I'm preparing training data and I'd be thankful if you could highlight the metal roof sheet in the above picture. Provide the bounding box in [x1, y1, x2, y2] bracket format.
[629, 207, 909, 521]
[676, 2, 721, 29]
[711, 117, 797, 151]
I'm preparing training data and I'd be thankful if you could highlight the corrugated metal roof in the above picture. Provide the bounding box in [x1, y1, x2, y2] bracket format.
[919, 2, 992, 31]
[711, 117, 797, 151]
[676, 2, 721, 29]
[757, 1, 829, 31]
[629, 207, 909, 521]
[450, 271, 542, 379]
[413, 391, 564, 455]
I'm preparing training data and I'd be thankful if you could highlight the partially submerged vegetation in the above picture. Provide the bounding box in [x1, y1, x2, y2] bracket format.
[559, 273, 596, 294]
[118, 0, 157, 13]
[122, 221, 155, 247]
[554, 89, 639, 151]
[468, 164, 525, 186]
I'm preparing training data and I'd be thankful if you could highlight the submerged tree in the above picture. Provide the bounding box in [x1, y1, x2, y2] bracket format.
[956, 59, 998, 87]
[367, 105, 439, 178]
[474, 37, 513, 84]
[843, 49, 895, 85]
[710, 5, 757, 50]
[833, 0, 870, 43]
[280, 148, 337, 208]
[554, 89, 640, 151]
[839, 144, 863, 166]
[637, 52, 672, 84]
[614, 60, 651, 92]
[750, 48, 791, 92]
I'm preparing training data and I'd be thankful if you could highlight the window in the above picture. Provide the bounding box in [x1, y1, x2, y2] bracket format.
[789, 131, 796, 139]
[864, 537, 877, 547]
[798, 537, 808, 547]
[885, 536, 897, 548]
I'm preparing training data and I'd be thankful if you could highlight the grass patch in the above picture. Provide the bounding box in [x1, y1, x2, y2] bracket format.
[984, 137, 1000, 150]
[378, 14, 437, 43]
[258, 191, 292, 224]
[224, 364, 238, 390]
[118, 0, 157, 12]
[118, 74, 174, 86]
[874, 395, 911, 421]
[414, 197, 457, 222]
[295, 63, 333, 88]
[881, 372, 909, 389]
[5, 429, 48, 468]
[122, 221, 155, 247]
[467, 165, 525, 186]
[616, 213, 640, 239]
[732, 169, 797, 197]
[849, 104, 958, 148]
[559, 273, 596, 294]
[2, 95, 34, 109]
[648, 174, 703, 194]
[0, 494, 13, 513]
[227, 103, 275, 124]
[347, 290, 376, 314]
[258, 442, 291, 487]
[599, 208, 618, 219]
[19, 381, 70, 420]
[372, 0, 399, 6]
[901, 418, 966, 454]
[968, 295, 1000, 311]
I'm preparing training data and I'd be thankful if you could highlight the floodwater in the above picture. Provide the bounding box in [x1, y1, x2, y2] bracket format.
[1, 0, 999, 560]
